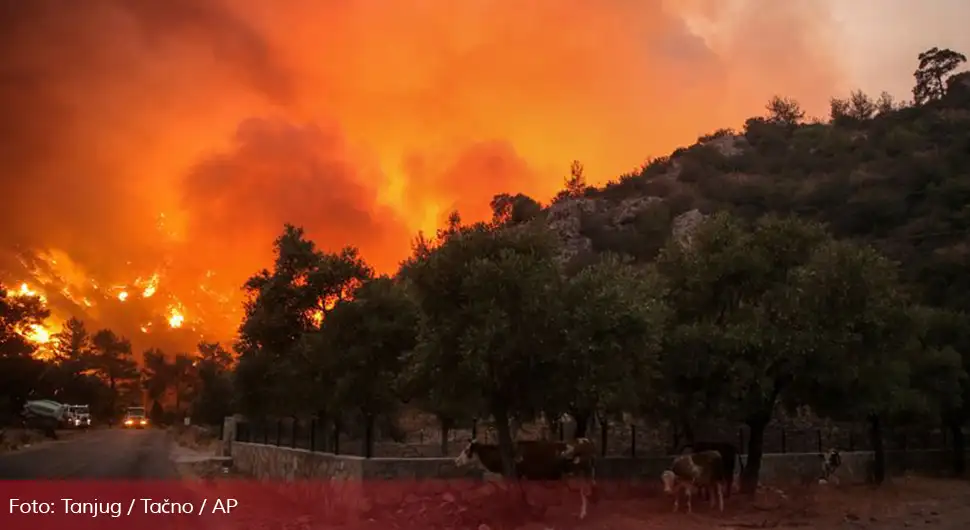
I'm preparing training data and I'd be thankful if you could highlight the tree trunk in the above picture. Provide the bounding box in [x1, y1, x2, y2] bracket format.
[363, 412, 375, 459]
[740, 417, 768, 495]
[493, 405, 518, 478]
[868, 413, 885, 484]
[948, 420, 966, 476]
[439, 416, 453, 456]
[680, 417, 695, 447]
[571, 408, 591, 439]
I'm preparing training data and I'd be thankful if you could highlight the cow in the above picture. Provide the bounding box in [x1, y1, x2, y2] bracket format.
[680, 441, 743, 498]
[818, 448, 842, 484]
[454, 438, 597, 519]
[661, 450, 726, 513]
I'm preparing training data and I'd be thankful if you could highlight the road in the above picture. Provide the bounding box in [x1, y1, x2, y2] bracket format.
[0, 428, 179, 479]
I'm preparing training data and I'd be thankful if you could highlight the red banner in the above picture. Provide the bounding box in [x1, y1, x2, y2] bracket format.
[1, 479, 658, 530]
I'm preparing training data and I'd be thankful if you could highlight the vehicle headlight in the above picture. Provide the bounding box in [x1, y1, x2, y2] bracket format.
[124, 419, 133, 425]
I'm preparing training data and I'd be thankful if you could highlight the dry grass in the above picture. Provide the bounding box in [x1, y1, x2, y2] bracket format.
[0, 427, 83, 452]
[570, 475, 970, 530]
[170, 424, 222, 453]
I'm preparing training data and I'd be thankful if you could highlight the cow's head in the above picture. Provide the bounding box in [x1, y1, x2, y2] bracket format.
[661, 470, 677, 494]
[454, 438, 481, 467]
[560, 438, 590, 464]
[818, 448, 842, 479]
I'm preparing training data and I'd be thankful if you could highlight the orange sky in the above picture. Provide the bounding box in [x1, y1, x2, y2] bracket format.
[1, 0, 956, 353]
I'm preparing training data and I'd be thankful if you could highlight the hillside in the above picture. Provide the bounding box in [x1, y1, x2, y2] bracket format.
[542, 71, 970, 312]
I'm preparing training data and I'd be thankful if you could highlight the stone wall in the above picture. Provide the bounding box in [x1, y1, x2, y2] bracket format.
[230, 440, 961, 485]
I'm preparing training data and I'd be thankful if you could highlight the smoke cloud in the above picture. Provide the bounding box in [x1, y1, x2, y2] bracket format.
[0, 0, 855, 349]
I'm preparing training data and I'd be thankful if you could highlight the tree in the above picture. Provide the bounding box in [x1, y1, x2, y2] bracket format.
[0, 284, 50, 418]
[831, 90, 877, 124]
[51, 317, 91, 367]
[788, 241, 932, 484]
[765, 95, 805, 126]
[489, 193, 542, 227]
[656, 213, 834, 494]
[90, 329, 139, 419]
[191, 342, 234, 425]
[403, 222, 563, 476]
[545, 255, 669, 438]
[907, 307, 970, 474]
[321, 276, 418, 457]
[554, 160, 591, 202]
[141, 348, 172, 422]
[48, 318, 109, 414]
[235, 224, 372, 417]
[913, 47, 967, 105]
[171, 353, 196, 419]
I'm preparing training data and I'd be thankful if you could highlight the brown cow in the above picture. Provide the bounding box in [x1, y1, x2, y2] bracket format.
[454, 438, 597, 519]
[680, 441, 743, 498]
[661, 450, 725, 513]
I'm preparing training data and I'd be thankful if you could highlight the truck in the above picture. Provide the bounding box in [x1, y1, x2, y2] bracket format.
[66, 404, 92, 428]
[123, 406, 148, 429]
[21, 399, 68, 438]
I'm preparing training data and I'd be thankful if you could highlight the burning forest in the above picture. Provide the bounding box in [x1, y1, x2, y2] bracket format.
[1, 0, 967, 360]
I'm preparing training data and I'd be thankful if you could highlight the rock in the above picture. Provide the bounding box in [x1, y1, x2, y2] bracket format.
[671, 209, 705, 247]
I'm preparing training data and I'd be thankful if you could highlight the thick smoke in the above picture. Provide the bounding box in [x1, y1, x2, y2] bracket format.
[0, 0, 888, 349]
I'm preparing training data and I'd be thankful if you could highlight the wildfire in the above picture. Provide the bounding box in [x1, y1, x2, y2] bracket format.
[16, 283, 46, 303]
[137, 273, 160, 298]
[25, 324, 51, 344]
[168, 306, 185, 328]
[118, 290, 128, 302]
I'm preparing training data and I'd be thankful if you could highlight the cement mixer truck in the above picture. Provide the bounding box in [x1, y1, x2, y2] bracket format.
[22, 399, 68, 439]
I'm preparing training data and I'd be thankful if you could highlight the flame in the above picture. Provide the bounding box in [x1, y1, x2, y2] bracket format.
[25, 324, 51, 344]
[168, 306, 185, 329]
[137, 272, 160, 298]
[309, 310, 324, 328]
[16, 282, 46, 303]
[118, 290, 128, 302]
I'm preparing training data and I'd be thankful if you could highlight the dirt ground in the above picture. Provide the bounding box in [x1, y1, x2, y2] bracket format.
[567, 475, 970, 530]
[0, 427, 83, 453]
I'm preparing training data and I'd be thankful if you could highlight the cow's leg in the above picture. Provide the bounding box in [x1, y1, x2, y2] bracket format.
[672, 492, 679, 513]
[716, 483, 724, 512]
[578, 488, 588, 519]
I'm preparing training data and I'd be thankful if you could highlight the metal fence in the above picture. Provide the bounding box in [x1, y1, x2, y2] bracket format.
[234, 415, 957, 459]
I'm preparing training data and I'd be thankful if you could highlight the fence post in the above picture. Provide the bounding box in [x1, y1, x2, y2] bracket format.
[816, 430, 822, 453]
[630, 425, 636, 458]
[334, 422, 341, 455]
[600, 419, 608, 457]
[781, 428, 787, 454]
[310, 419, 316, 452]
[276, 419, 282, 446]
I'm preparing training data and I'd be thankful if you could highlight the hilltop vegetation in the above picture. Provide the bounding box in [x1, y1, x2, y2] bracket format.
[3, 47, 969, 492]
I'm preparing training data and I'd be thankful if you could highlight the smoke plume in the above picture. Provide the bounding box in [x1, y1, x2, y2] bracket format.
[0, 0, 853, 349]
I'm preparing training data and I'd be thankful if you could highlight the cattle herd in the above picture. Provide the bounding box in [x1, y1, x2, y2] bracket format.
[453, 437, 844, 519]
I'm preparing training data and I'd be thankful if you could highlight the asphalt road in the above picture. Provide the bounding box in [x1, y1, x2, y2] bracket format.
[0, 427, 179, 479]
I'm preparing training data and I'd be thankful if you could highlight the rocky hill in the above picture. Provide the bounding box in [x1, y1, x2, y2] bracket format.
[538, 72, 970, 312]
